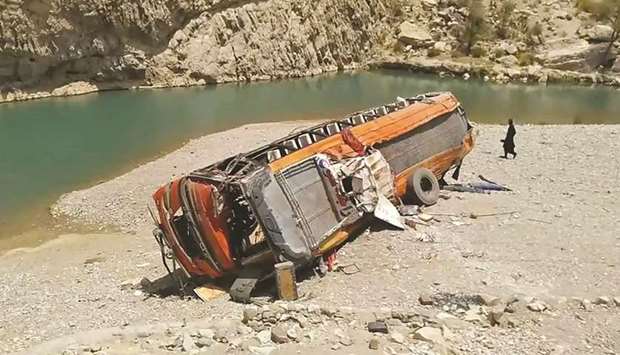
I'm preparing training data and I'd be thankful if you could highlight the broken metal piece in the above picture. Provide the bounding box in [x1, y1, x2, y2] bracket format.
[367, 321, 389, 333]
[398, 205, 420, 216]
[373, 194, 406, 230]
[229, 268, 264, 303]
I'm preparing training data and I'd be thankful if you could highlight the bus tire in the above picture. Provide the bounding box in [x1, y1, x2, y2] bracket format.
[407, 168, 440, 206]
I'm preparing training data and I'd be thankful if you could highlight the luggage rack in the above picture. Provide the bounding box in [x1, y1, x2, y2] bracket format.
[258, 95, 441, 163]
[195, 94, 438, 170]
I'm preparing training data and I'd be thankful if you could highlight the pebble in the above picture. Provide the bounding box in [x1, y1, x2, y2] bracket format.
[339, 336, 354, 346]
[389, 332, 405, 344]
[592, 296, 612, 306]
[487, 305, 505, 326]
[244, 307, 259, 323]
[136, 330, 152, 338]
[477, 294, 502, 306]
[270, 325, 289, 344]
[526, 301, 548, 312]
[418, 213, 434, 222]
[369, 337, 380, 350]
[581, 299, 593, 311]
[286, 326, 300, 341]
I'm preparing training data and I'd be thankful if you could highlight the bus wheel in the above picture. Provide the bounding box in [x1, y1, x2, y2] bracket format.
[407, 168, 440, 206]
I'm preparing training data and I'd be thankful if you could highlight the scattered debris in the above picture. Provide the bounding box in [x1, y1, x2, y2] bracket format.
[469, 211, 518, 219]
[461, 250, 485, 259]
[334, 263, 361, 275]
[418, 213, 434, 222]
[417, 232, 436, 243]
[443, 175, 511, 194]
[397, 205, 420, 216]
[369, 337, 380, 350]
[419, 293, 434, 306]
[83, 256, 106, 265]
[194, 284, 227, 302]
[367, 321, 389, 334]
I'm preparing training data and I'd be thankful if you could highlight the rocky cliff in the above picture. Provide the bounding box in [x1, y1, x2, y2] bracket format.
[1, 0, 619, 103]
[0, 0, 396, 102]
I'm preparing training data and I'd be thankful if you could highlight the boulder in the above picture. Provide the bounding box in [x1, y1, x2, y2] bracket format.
[498, 55, 519, 67]
[583, 25, 615, 42]
[433, 41, 451, 53]
[499, 42, 518, 56]
[398, 22, 433, 48]
[539, 39, 617, 72]
[422, 0, 439, 10]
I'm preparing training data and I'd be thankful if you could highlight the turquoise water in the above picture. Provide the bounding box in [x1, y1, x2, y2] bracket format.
[0, 70, 619, 243]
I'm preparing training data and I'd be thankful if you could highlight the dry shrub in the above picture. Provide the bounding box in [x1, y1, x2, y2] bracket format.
[518, 52, 537, 66]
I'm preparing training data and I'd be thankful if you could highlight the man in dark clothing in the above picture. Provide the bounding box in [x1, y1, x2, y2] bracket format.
[501, 119, 517, 159]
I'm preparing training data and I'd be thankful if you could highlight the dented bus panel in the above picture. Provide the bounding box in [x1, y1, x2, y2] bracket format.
[151, 92, 475, 293]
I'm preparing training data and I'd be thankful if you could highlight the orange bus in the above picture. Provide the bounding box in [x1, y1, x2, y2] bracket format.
[151, 92, 475, 301]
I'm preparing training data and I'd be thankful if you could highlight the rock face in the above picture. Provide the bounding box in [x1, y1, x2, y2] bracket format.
[0, 0, 395, 102]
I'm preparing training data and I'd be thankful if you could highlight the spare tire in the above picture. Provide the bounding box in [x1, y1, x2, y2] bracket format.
[407, 168, 440, 206]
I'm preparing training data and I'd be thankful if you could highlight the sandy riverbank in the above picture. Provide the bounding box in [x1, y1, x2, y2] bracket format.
[1, 122, 619, 354]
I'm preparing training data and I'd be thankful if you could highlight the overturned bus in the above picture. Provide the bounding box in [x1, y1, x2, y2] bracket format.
[150, 92, 475, 301]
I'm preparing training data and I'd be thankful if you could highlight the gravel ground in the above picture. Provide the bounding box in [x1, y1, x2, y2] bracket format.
[1, 123, 619, 354]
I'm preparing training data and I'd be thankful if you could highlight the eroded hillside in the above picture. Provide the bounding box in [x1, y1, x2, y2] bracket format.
[1, 0, 619, 103]
[0, 0, 396, 101]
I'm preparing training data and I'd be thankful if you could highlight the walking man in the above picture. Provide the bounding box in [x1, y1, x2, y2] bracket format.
[502, 119, 517, 159]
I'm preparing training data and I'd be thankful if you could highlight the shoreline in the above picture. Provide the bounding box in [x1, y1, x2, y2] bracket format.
[1, 60, 619, 105]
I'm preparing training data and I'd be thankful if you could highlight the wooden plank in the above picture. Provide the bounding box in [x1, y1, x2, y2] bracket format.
[275, 261, 298, 301]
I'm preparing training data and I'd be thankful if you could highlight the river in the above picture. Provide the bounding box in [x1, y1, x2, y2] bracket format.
[0, 70, 619, 248]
